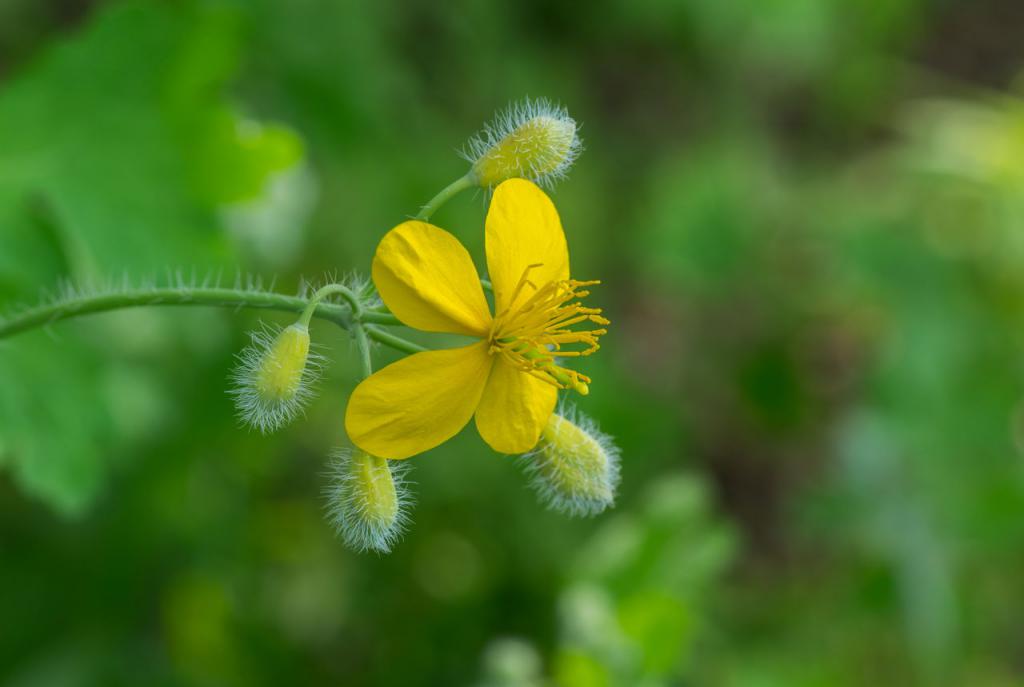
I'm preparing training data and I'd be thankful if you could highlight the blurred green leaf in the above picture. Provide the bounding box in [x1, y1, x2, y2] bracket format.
[0, 1, 303, 514]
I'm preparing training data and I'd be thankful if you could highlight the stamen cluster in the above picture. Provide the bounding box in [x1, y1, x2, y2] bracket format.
[489, 266, 609, 395]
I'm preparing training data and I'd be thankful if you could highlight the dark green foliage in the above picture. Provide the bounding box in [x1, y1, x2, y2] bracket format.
[1, 0, 1022, 685]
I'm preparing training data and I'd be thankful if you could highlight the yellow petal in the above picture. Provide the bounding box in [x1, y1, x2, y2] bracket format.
[373, 221, 492, 336]
[474, 357, 558, 454]
[485, 179, 570, 316]
[345, 341, 493, 459]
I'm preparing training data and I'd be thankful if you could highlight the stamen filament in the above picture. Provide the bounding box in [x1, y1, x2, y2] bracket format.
[489, 269, 606, 396]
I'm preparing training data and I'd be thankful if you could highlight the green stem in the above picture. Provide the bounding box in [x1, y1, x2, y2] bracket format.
[415, 173, 476, 221]
[352, 324, 374, 377]
[299, 282, 363, 327]
[0, 286, 417, 355]
[364, 325, 425, 355]
[360, 311, 402, 326]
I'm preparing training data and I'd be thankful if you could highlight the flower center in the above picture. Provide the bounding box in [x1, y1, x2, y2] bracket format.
[488, 264, 609, 395]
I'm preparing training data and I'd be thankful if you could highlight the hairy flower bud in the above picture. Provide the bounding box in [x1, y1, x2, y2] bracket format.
[465, 98, 582, 188]
[230, 322, 319, 432]
[326, 449, 412, 553]
[523, 406, 620, 517]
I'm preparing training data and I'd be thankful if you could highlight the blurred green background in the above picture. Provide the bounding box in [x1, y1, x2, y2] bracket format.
[2, 0, 1024, 685]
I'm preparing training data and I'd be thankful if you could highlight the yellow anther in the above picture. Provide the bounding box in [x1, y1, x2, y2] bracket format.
[489, 268, 606, 395]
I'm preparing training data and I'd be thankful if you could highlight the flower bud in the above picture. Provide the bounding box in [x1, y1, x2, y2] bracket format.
[230, 322, 318, 433]
[523, 406, 620, 517]
[326, 449, 411, 553]
[465, 98, 582, 188]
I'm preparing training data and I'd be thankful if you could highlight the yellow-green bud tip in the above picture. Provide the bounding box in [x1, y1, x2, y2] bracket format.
[230, 322, 320, 433]
[465, 98, 582, 189]
[326, 449, 412, 554]
[522, 406, 620, 517]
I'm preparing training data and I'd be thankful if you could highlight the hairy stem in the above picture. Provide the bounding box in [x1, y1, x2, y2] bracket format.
[0, 287, 411, 352]
[300, 282, 364, 327]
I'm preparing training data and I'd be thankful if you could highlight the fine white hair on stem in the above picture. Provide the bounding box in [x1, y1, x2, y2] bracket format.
[463, 97, 583, 188]
[228, 322, 323, 433]
[299, 271, 372, 301]
[520, 403, 621, 517]
[0, 269, 293, 328]
[324, 449, 414, 554]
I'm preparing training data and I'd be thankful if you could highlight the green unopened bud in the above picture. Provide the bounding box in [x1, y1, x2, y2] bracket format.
[523, 406, 620, 517]
[465, 98, 582, 188]
[326, 449, 411, 553]
[230, 322, 319, 433]
[257, 323, 310, 399]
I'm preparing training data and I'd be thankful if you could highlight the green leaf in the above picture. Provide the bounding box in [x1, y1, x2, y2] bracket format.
[0, 1, 305, 514]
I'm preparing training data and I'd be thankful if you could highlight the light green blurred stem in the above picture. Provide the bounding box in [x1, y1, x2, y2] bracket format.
[0, 287, 424, 355]
[362, 325, 422, 356]
[415, 173, 476, 221]
[351, 323, 374, 377]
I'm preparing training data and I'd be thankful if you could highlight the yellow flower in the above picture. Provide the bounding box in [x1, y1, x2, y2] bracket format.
[345, 178, 608, 459]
